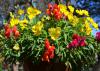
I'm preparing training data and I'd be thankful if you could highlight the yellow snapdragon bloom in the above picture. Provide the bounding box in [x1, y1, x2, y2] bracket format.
[76, 9, 89, 16]
[48, 27, 61, 40]
[86, 17, 98, 30]
[10, 18, 19, 27]
[86, 27, 92, 35]
[58, 4, 69, 16]
[92, 23, 98, 30]
[27, 7, 41, 20]
[32, 21, 43, 36]
[82, 10, 89, 16]
[19, 18, 28, 30]
[68, 6, 74, 13]
[68, 13, 73, 21]
[18, 9, 24, 15]
[13, 44, 20, 51]
[76, 10, 83, 15]
[59, 4, 67, 13]
[9, 12, 19, 27]
[71, 16, 79, 26]
[84, 21, 92, 35]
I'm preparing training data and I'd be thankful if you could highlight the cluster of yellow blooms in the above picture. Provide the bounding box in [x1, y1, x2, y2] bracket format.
[58, 4, 98, 35]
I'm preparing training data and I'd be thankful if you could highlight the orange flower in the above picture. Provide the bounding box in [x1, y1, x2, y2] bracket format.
[42, 39, 55, 62]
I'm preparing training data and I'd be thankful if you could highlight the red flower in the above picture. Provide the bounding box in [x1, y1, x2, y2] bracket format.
[49, 51, 54, 59]
[54, 11, 62, 20]
[45, 39, 50, 49]
[4, 24, 10, 31]
[42, 39, 55, 62]
[53, 4, 60, 11]
[79, 40, 86, 47]
[67, 34, 86, 49]
[72, 34, 80, 40]
[12, 26, 17, 33]
[14, 30, 20, 38]
[5, 28, 11, 38]
[96, 32, 100, 42]
[42, 51, 50, 62]
[46, 3, 62, 20]
[48, 3, 53, 10]
[4, 24, 11, 38]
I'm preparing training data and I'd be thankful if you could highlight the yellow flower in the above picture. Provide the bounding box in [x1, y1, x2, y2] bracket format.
[82, 10, 89, 16]
[71, 16, 79, 26]
[76, 9, 89, 16]
[27, 7, 41, 20]
[86, 27, 92, 35]
[13, 44, 20, 51]
[19, 18, 28, 30]
[48, 27, 61, 40]
[68, 13, 73, 21]
[59, 4, 67, 13]
[10, 12, 14, 18]
[85, 21, 90, 28]
[18, 9, 24, 15]
[68, 6, 74, 13]
[32, 21, 43, 36]
[92, 23, 98, 30]
[58, 4, 66, 10]
[10, 18, 19, 27]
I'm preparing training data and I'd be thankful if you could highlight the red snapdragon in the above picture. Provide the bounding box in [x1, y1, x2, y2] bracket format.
[4, 24, 20, 39]
[67, 34, 86, 48]
[96, 32, 100, 42]
[46, 3, 62, 20]
[42, 39, 55, 62]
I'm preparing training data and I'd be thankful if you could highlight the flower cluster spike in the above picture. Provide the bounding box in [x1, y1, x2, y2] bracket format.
[42, 38, 55, 62]
[4, 24, 20, 39]
[67, 34, 86, 48]
[46, 3, 62, 20]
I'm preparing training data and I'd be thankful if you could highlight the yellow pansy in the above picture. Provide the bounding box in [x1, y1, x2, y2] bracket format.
[68, 6, 74, 13]
[27, 6, 41, 20]
[48, 27, 61, 40]
[32, 21, 43, 36]
[18, 9, 24, 15]
[10, 18, 19, 27]
[13, 44, 20, 51]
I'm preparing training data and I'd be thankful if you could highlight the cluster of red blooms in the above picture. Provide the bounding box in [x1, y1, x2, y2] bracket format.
[67, 34, 86, 48]
[46, 3, 62, 20]
[96, 32, 100, 42]
[4, 24, 20, 39]
[42, 39, 55, 62]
